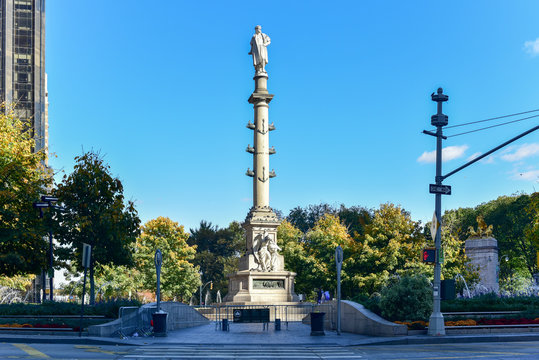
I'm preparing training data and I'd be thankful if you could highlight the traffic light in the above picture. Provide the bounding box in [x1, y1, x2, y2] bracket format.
[422, 248, 436, 264]
[210, 282, 213, 290]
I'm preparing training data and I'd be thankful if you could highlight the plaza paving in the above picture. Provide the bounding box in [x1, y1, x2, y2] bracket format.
[2, 322, 539, 347]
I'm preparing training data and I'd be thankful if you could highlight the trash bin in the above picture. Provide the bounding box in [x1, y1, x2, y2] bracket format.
[441, 279, 456, 300]
[222, 318, 229, 331]
[310, 312, 325, 336]
[275, 318, 281, 331]
[152, 311, 168, 337]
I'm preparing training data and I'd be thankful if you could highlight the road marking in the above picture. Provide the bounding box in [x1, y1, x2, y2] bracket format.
[12, 344, 49, 358]
[74, 345, 127, 355]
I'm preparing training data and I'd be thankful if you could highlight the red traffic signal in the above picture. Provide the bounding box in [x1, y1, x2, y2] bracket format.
[422, 248, 436, 264]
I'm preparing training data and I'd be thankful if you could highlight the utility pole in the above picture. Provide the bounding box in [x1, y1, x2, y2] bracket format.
[422, 87, 539, 336]
[426, 88, 448, 336]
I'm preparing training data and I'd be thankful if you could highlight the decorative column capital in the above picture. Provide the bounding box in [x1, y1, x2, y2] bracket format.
[248, 93, 274, 105]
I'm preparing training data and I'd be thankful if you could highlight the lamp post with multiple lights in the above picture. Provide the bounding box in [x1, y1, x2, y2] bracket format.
[33, 195, 63, 302]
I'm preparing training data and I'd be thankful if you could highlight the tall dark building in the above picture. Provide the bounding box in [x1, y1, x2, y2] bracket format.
[0, 0, 47, 155]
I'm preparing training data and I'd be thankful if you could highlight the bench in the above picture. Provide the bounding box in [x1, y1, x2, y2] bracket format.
[232, 309, 270, 330]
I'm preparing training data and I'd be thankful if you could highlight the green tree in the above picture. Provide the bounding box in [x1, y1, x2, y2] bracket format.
[135, 217, 200, 301]
[286, 203, 372, 237]
[0, 106, 50, 276]
[423, 210, 479, 288]
[347, 203, 427, 295]
[54, 151, 140, 304]
[278, 215, 353, 299]
[188, 221, 243, 299]
[444, 194, 537, 279]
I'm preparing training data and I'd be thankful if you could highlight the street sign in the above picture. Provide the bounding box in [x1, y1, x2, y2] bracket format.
[430, 211, 440, 240]
[429, 184, 451, 195]
[82, 243, 91, 268]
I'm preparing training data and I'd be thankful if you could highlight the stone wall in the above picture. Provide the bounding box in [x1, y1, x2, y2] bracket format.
[303, 300, 407, 336]
[88, 301, 209, 337]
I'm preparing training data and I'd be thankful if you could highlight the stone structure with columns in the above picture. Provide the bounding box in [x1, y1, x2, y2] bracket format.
[224, 26, 298, 304]
[465, 216, 499, 293]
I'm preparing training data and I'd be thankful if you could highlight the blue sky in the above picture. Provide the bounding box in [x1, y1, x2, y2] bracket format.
[46, 1, 539, 231]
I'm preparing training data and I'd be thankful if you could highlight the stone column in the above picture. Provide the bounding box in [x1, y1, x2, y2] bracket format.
[465, 237, 499, 293]
[247, 73, 275, 210]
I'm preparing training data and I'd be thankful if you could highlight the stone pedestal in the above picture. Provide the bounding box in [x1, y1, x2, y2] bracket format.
[465, 237, 499, 293]
[224, 270, 298, 304]
[223, 207, 299, 304]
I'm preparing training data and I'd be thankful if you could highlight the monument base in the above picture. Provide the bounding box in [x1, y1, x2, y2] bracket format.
[223, 270, 299, 304]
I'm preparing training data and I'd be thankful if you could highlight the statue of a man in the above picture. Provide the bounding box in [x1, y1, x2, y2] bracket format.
[249, 25, 271, 75]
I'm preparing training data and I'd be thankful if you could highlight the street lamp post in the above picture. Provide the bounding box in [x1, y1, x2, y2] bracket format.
[33, 195, 62, 302]
[198, 271, 213, 306]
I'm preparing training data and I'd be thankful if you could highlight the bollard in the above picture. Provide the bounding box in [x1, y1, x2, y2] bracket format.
[275, 318, 281, 331]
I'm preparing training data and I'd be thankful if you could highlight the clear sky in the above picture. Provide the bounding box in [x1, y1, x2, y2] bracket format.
[46, 1, 539, 232]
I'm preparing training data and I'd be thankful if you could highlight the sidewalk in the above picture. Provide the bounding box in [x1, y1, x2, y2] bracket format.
[2, 322, 539, 347]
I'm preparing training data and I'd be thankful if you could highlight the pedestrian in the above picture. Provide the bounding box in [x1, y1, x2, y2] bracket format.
[317, 288, 323, 304]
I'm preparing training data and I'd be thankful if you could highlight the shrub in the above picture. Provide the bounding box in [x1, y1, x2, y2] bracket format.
[350, 292, 382, 316]
[0, 299, 141, 318]
[379, 275, 432, 322]
[441, 294, 539, 312]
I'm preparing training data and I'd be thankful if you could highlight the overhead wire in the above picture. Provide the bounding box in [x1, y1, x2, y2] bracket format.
[446, 113, 539, 138]
[443, 108, 539, 129]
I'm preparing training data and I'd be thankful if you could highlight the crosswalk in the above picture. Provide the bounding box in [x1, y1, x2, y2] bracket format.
[123, 345, 364, 359]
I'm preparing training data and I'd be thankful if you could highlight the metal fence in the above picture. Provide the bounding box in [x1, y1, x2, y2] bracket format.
[118, 305, 155, 338]
[118, 303, 210, 337]
[194, 303, 335, 330]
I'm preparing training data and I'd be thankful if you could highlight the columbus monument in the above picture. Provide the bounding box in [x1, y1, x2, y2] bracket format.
[224, 26, 298, 303]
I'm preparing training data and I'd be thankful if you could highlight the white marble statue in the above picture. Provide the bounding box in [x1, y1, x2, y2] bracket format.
[268, 236, 281, 272]
[253, 230, 281, 272]
[249, 25, 271, 75]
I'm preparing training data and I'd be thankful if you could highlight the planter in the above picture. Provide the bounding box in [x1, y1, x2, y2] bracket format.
[310, 312, 325, 336]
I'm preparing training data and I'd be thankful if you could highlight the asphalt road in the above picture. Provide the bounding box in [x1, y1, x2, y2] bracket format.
[0, 341, 538, 359]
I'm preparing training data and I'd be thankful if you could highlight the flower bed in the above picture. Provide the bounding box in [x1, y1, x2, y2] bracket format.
[0, 323, 72, 329]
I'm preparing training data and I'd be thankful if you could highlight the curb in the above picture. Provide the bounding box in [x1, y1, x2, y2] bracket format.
[359, 333, 539, 346]
[2, 332, 539, 347]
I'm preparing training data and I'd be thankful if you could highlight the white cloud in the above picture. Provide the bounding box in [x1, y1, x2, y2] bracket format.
[501, 143, 539, 162]
[512, 170, 539, 181]
[467, 152, 496, 164]
[482, 156, 495, 164]
[524, 38, 539, 56]
[467, 152, 482, 161]
[417, 145, 468, 164]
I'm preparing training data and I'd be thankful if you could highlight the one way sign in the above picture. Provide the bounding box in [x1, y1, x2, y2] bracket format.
[429, 184, 452, 195]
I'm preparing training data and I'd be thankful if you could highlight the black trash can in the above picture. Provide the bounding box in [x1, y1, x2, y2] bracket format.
[441, 279, 456, 300]
[222, 318, 229, 331]
[310, 312, 325, 336]
[275, 318, 281, 331]
[152, 311, 168, 337]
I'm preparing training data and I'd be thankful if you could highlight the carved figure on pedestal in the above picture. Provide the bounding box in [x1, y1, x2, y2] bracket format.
[268, 236, 281, 271]
[249, 25, 270, 75]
